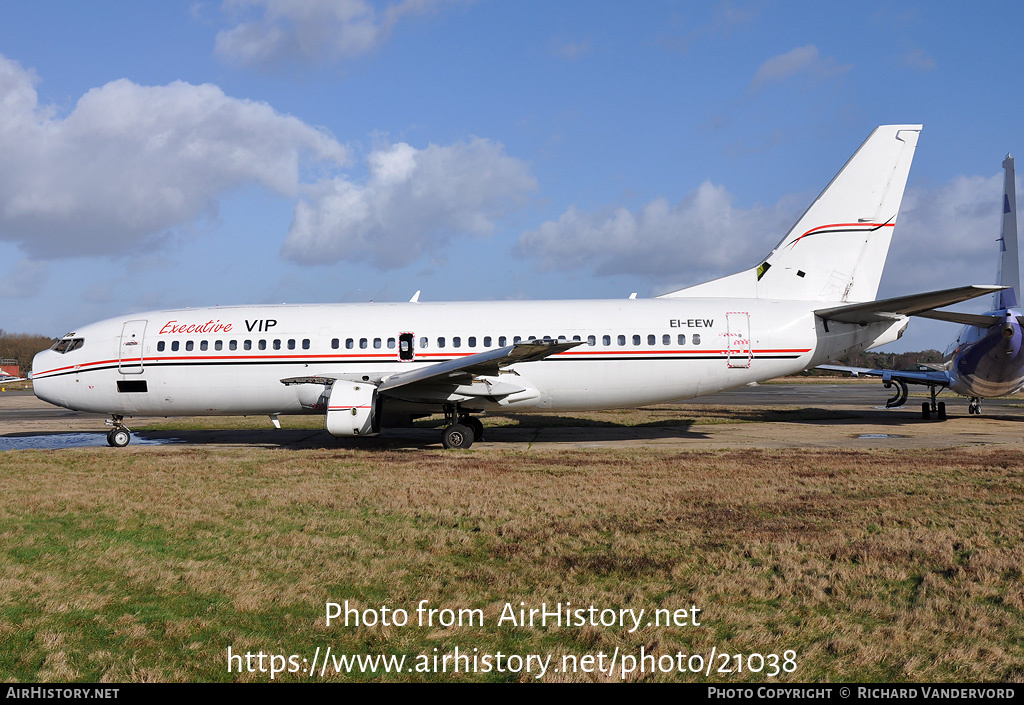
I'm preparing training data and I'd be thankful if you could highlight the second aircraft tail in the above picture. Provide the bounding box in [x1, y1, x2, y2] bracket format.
[995, 155, 1020, 310]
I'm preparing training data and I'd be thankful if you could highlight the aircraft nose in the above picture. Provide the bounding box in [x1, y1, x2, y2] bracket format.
[31, 350, 61, 407]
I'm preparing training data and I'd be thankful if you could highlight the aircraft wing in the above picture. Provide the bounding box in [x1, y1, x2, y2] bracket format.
[815, 285, 1005, 325]
[280, 340, 582, 400]
[377, 340, 581, 393]
[816, 364, 950, 386]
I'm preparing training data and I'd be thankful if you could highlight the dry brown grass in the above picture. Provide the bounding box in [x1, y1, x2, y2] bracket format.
[0, 444, 1021, 682]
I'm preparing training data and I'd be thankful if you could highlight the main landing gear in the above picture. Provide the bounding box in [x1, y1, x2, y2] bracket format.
[920, 386, 946, 421]
[441, 405, 485, 449]
[106, 415, 131, 447]
[968, 397, 982, 415]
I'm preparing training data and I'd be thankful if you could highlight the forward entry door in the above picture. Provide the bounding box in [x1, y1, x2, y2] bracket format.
[119, 320, 147, 374]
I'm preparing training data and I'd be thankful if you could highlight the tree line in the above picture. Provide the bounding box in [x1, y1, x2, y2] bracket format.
[0, 331, 57, 376]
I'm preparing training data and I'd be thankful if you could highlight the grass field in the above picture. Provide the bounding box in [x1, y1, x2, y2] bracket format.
[1, 437, 1022, 683]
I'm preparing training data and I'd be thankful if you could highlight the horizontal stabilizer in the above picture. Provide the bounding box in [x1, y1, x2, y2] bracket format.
[815, 285, 1005, 325]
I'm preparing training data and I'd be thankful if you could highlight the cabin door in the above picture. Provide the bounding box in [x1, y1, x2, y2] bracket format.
[726, 312, 752, 368]
[119, 320, 147, 374]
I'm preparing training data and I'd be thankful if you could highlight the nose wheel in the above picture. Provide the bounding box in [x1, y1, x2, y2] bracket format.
[106, 416, 131, 447]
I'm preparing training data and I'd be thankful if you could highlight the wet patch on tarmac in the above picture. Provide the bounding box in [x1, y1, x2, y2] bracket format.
[0, 433, 181, 451]
[855, 433, 907, 439]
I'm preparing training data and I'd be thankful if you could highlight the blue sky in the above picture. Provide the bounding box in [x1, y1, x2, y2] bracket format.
[0, 1, 1022, 352]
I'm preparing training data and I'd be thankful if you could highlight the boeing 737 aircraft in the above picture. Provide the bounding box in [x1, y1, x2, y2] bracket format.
[29, 125, 1002, 448]
[819, 155, 1024, 419]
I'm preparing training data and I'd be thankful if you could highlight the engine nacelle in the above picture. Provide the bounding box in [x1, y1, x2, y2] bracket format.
[326, 381, 379, 437]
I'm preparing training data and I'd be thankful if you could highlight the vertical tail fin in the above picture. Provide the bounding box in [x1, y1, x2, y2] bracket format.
[661, 125, 921, 302]
[995, 154, 1019, 309]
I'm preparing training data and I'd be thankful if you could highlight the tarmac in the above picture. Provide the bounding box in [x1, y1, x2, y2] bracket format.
[2, 382, 1023, 451]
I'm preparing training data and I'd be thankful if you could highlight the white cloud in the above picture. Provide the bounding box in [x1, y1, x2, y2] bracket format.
[282, 138, 536, 267]
[750, 45, 852, 90]
[515, 181, 799, 286]
[215, 0, 464, 68]
[515, 172, 1015, 301]
[900, 48, 936, 72]
[0, 54, 346, 259]
[883, 174, 1005, 296]
[549, 39, 592, 61]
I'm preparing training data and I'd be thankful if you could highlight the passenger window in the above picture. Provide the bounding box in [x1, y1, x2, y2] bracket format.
[572, 335, 581, 342]
[420, 337, 428, 349]
[359, 338, 368, 349]
[387, 338, 396, 349]
[258, 340, 267, 350]
[617, 335, 626, 346]
[468, 336, 476, 348]
[302, 339, 310, 350]
[172, 341, 180, 352]
[693, 334, 701, 345]
[678, 334, 686, 345]
[453, 337, 461, 348]
[438, 337, 446, 348]
[229, 340, 237, 351]
[332, 338, 339, 349]
[632, 335, 641, 346]
[498, 336, 507, 346]
[513, 336, 522, 343]
[215, 340, 223, 351]
[185, 341, 194, 352]
[662, 334, 670, 346]
[287, 339, 296, 350]
[647, 334, 656, 346]
[200, 340, 209, 351]
[602, 335, 611, 346]
[244, 340, 252, 350]
[483, 336, 491, 347]
[587, 335, 596, 346]
[373, 338, 382, 349]
[157, 341, 165, 352]
[346, 338, 354, 349]
[272, 339, 281, 350]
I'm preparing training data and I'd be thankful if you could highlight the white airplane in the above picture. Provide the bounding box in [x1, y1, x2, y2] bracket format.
[29, 125, 1001, 448]
[0, 369, 25, 384]
[819, 155, 1024, 418]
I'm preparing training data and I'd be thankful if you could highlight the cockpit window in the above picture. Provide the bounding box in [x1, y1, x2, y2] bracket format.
[51, 337, 85, 354]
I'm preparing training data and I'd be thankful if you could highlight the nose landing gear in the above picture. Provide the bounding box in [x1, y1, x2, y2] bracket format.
[105, 415, 131, 447]
[920, 386, 946, 420]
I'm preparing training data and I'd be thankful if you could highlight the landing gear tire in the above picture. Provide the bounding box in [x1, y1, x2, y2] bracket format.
[107, 428, 130, 447]
[937, 401, 946, 420]
[462, 417, 485, 442]
[442, 423, 474, 449]
[968, 398, 980, 415]
[921, 402, 931, 420]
